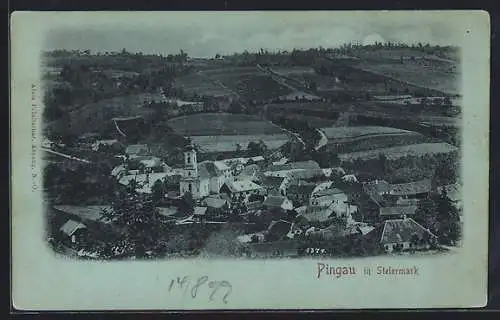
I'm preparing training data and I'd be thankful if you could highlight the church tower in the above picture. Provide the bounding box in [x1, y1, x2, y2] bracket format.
[180, 141, 199, 198]
[183, 141, 198, 177]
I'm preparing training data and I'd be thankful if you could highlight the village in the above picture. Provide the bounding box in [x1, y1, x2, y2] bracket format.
[41, 43, 463, 260]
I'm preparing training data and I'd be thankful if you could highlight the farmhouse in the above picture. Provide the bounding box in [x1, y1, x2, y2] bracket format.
[220, 180, 264, 203]
[193, 206, 208, 221]
[267, 160, 321, 172]
[378, 217, 438, 253]
[379, 205, 418, 219]
[286, 182, 317, 207]
[51, 205, 120, 243]
[262, 196, 294, 211]
[59, 219, 88, 245]
[261, 176, 287, 196]
[118, 172, 170, 194]
[310, 188, 347, 207]
[298, 206, 336, 223]
[202, 196, 230, 215]
[91, 139, 119, 151]
[264, 220, 294, 242]
[388, 179, 432, 199]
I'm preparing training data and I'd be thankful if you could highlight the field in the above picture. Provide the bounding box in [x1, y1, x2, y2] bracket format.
[349, 47, 459, 64]
[269, 66, 343, 92]
[338, 142, 458, 161]
[202, 67, 293, 101]
[265, 101, 460, 127]
[355, 62, 460, 96]
[166, 113, 286, 136]
[295, 116, 338, 128]
[44, 93, 159, 136]
[191, 134, 291, 153]
[320, 126, 419, 140]
[173, 73, 234, 97]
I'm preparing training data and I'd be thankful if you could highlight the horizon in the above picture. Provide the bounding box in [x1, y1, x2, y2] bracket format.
[43, 11, 464, 58]
[43, 42, 460, 60]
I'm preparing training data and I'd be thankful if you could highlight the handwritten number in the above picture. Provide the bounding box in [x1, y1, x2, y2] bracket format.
[219, 281, 232, 304]
[170, 276, 231, 304]
[169, 276, 190, 292]
[208, 281, 220, 301]
[208, 280, 232, 304]
[191, 276, 208, 298]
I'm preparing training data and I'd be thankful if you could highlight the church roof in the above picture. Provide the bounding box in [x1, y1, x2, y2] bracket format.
[198, 161, 225, 178]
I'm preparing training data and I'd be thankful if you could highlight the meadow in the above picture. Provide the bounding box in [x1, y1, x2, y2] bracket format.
[45, 93, 159, 136]
[191, 134, 292, 153]
[166, 113, 286, 136]
[173, 73, 234, 97]
[320, 126, 419, 140]
[338, 142, 459, 161]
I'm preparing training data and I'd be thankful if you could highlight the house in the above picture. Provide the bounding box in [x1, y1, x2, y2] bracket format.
[220, 180, 264, 202]
[310, 187, 347, 207]
[51, 205, 120, 242]
[264, 220, 294, 242]
[111, 164, 127, 178]
[91, 139, 119, 151]
[234, 164, 262, 182]
[260, 176, 287, 196]
[262, 196, 294, 211]
[202, 196, 230, 215]
[388, 179, 432, 199]
[266, 160, 321, 173]
[286, 182, 316, 207]
[125, 144, 150, 156]
[60, 219, 88, 245]
[306, 223, 346, 240]
[118, 172, 169, 194]
[329, 200, 357, 223]
[193, 206, 208, 220]
[287, 169, 326, 182]
[298, 206, 336, 223]
[137, 157, 166, 171]
[378, 217, 438, 252]
[379, 205, 418, 219]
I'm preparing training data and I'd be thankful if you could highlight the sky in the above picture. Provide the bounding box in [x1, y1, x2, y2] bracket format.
[44, 11, 464, 58]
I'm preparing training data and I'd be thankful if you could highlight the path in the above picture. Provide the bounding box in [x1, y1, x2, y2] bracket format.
[314, 128, 328, 151]
[41, 147, 92, 164]
[256, 64, 301, 92]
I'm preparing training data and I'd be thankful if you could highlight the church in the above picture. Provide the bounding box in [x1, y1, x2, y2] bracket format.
[179, 142, 233, 199]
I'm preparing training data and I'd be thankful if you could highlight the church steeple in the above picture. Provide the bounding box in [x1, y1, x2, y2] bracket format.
[183, 140, 198, 176]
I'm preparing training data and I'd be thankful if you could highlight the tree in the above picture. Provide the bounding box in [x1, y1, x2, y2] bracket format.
[181, 191, 195, 215]
[435, 191, 461, 245]
[228, 102, 243, 114]
[247, 140, 267, 157]
[378, 153, 388, 175]
[102, 191, 163, 258]
[151, 179, 165, 204]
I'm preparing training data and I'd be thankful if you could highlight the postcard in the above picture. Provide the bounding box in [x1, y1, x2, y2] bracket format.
[11, 10, 490, 310]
